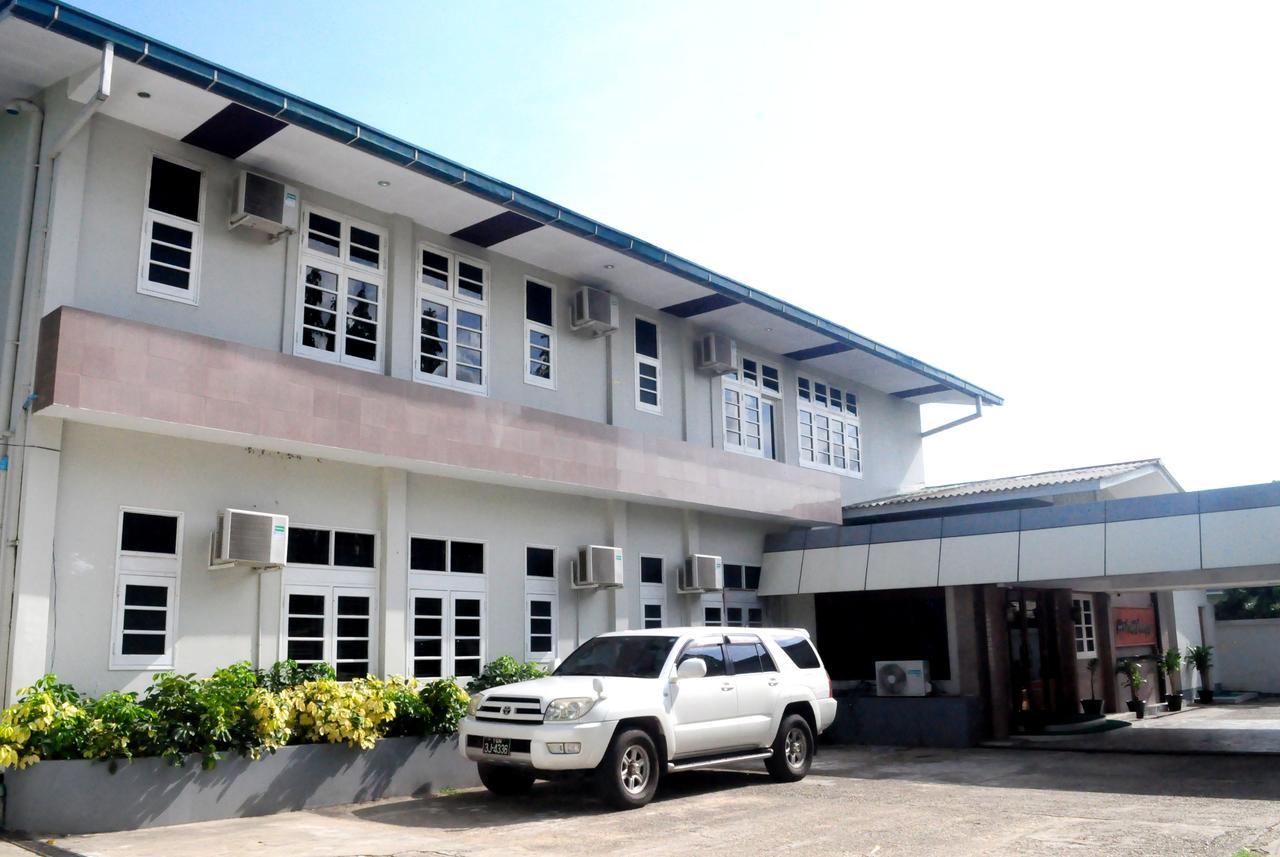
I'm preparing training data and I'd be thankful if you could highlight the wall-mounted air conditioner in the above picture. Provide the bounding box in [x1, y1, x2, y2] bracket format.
[229, 171, 299, 241]
[209, 509, 288, 570]
[696, 332, 737, 375]
[875, 660, 932, 697]
[572, 545, 624, 589]
[679, 554, 723, 593]
[569, 286, 619, 337]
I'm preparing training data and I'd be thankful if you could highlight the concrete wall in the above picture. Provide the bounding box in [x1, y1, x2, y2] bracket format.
[1216, 618, 1280, 693]
[0, 108, 38, 346]
[47, 421, 778, 695]
[57, 102, 922, 505]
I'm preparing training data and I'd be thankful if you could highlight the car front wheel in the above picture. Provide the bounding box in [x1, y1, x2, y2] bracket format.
[596, 727, 660, 809]
[478, 762, 535, 796]
[765, 713, 813, 782]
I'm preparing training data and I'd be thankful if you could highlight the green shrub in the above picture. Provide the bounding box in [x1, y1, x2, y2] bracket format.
[0, 676, 84, 769]
[419, 678, 469, 735]
[255, 659, 337, 693]
[383, 677, 430, 737]
[465, 656, 548, 695]
[80, 691, 154, 761]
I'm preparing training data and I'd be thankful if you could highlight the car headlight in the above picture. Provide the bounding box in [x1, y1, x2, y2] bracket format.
[544, 697, 595, 721]
[468, 693, 484, 717]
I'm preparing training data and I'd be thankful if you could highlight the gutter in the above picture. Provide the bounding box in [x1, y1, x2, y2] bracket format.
[0, 99, 43, 447]
[0, 0, 1003, 407]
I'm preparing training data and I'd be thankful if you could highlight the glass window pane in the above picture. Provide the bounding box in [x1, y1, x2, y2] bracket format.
[727, 643, 762, 674]
[288, 528, 330, 565]
[410, 538, 446, 572]
[149, 242, 191, 269]
[148, 157, 202, 221]
[745, 566, 761, 589]
[122, 633, 166, 656]
[333, 531, 375, 568]
[634, 319, 659, 359]
[337, 595, 369, 616]
[121, 512, 178, 554]
[288, 616, 324, 638]
[451, 541, 484, 574]
[123, 608, 166, 631]
[288, 593, 326, 615]
[526, 546, 555, 578]
[147, 264, 189, 289]
[640, 556, 663, 584]
[422, 250, 450, 289]
[457, 261, 485, 301]
[152, 221, 193, 249]
[723, 564, 743, 589]
[287, 639, 324, 661]
[526, 281, 553, 325]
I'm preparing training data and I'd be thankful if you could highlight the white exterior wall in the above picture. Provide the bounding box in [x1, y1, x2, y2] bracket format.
[64, 109, 924, 506]
[1216, 618, 1280, 693]
[46, 422, 779, 694]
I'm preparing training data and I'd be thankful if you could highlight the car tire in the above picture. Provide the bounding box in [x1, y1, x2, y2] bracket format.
[765, 713, 814, 782]
[478, 763, 536, 796]
[596, 727, 660, 809]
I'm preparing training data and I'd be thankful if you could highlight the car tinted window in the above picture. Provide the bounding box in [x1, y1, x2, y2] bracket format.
[756, 642, 778, 673]
[680, 642, 727, 677]
[554, 635, 677, 678]
[727, 643, 763, 674]
[776, 635, 821, 670]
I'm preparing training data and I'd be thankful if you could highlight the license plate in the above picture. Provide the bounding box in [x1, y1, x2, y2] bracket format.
[481, 737, 511, 756]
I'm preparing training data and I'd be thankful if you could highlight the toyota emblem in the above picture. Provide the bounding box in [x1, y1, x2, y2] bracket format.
[501, 705, 512, 716]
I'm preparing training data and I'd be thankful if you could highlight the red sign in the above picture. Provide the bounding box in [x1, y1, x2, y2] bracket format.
[1113, 607, 1157, 647]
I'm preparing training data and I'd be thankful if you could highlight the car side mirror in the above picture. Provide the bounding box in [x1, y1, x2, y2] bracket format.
[675, 657, 708, 681]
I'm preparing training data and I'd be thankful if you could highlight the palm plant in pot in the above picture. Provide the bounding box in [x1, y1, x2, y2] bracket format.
[1115, 658, 1147, 718]
[1186, 644, 1214, 704]
[1081, 657, 1104, 716]
[1157, 648, 1183, 711]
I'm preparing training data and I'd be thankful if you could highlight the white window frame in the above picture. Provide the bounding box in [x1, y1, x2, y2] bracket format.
[796, 375, 862, 478]
[523, 278, 556, 390]
[110, 507, 183, 670]
[295, 205, 387, 372]
[285, 524, 380, 571]
[633, 317, 662, 415]
[280, 583, 378, 679]
[407, 533, 487, 682]
[1073, 594, 1098, 659]
[524, 544, 558, 665]
[415, 242, 489, 395]
[137, 153, 205, 305]
[408, 588, 447, 680]
[639, 553, 666, 629]
[701, 595, 724, 628]
[642, 599, 665, 630]
[722, 355, 781, 459]
[723, 560, 765, 628]
[450, 591, 486, 681]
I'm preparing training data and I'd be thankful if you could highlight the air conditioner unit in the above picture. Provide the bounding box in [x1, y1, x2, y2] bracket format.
[569, 286, 619, 337]
[572, 545, 624, 589]
[209, 509, 289, 570]
[679, 554, 723, 594]
[229, 171, 299, 241]
[696, 333, 738, 375]
[875, 660, 932, 697]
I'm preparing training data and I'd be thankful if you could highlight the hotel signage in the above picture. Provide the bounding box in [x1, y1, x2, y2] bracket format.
[1113, 607, 1157, 648]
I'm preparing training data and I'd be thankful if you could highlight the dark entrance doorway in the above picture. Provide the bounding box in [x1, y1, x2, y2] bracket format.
[1005, 588, 1073, 731]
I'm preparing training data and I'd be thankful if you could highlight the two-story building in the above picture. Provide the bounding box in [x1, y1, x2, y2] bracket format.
[0, 1, 1002, 701]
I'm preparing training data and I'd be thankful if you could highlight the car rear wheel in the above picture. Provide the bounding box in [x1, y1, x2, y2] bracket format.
[478, 762, 535, 796]
[765, 713, 813, 782]
[596, 727, 660, 809]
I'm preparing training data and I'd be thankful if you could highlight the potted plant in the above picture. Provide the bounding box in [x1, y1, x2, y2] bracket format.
[1115, 658, 1147, 718]
[1157, 648, 1183, 711]
[1081, 657, 1104, 715]
[1186, 644, 1214, 704]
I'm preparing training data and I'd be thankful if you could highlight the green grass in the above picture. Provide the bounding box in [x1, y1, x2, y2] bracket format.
[436, 786, 463, 797]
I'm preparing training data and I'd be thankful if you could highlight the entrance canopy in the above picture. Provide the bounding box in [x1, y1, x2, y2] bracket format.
[761, 482, 1280, 595]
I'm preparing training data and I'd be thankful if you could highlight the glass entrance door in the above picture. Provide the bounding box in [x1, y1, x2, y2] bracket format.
[1005, 588, 1063, 729]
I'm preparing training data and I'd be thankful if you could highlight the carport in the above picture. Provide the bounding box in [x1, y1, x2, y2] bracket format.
[761, 477, 1280, 748]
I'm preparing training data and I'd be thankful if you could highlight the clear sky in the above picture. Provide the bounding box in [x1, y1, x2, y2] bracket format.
[75, 1, 1280, 491]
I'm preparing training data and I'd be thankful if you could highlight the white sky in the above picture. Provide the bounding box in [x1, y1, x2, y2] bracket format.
[87, 1, 1280, 491]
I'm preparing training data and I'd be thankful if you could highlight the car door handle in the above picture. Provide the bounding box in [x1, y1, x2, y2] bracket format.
[767, 679, 779, 687]
[721, 684, 734, 691]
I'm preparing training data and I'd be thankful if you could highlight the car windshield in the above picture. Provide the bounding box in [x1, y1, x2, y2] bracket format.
[554, 635, 678, 679]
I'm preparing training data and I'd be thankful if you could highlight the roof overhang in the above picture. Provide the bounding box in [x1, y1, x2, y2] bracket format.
[0, 0, 1002, 407]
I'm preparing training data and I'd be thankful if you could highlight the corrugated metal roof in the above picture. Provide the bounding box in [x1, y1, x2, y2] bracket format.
[849, 459, 1163, 510]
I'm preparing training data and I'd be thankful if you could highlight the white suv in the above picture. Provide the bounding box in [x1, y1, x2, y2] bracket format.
[458, 627, 836, 809]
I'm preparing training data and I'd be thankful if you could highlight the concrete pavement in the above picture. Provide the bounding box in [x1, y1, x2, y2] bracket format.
[21, 746, 1280, 857]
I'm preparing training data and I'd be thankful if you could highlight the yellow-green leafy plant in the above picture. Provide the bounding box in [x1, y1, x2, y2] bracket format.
[283, 677, 398, 749]
[0, 676, 85, 769]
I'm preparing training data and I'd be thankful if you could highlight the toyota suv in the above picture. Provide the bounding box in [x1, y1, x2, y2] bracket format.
[458, 627, 836, 809]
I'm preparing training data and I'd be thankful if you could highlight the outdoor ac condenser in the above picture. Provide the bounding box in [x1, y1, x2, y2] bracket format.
[569, 286, 619, 337]
[679, 554, 723, 593]
[875, 660, 932, 697]
[209, 509, 289, 570]
[696, 332, 737, 375]
[229, 170, 299, 241]
[572, 545, 624, 589]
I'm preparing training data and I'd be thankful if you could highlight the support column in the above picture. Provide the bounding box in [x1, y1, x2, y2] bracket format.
[606, 499, 628, 632]
[1094, 593, 1120, 714]
[386, 216, 415, 381]
[981, 585, 1011, 740]
[380, 468, 408, 677]
[678, 510, 700, 626]
[1050, 589, 1080, 715]
[5, 415, 62, 702]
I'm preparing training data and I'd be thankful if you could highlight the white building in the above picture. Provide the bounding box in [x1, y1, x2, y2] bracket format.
[2, 3, 1277, 744]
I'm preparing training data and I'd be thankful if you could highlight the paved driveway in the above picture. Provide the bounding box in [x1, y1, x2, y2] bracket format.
[1004, 700, 1280, 754]
[26, 746, 1280, 857]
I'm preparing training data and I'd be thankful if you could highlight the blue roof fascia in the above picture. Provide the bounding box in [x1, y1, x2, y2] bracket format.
[1, 0, 1003, 407]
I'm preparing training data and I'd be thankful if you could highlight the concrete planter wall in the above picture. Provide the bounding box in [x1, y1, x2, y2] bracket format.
[1, 735, 478, 836]
[826, 695, 985, 748]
